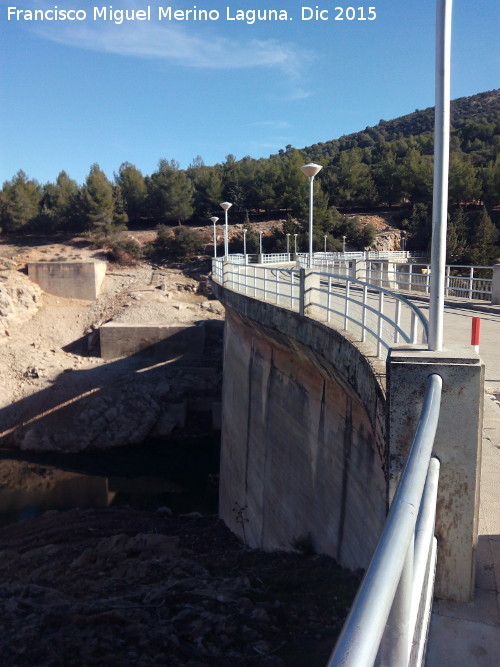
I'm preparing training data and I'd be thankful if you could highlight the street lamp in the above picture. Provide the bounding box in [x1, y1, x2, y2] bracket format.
[324, 235, 328, 253]
[259, 231, 263, 254]
[342, 235, 347, 254]
[286, 233, 290, 256]
[219, 201, 232, 258]
[294, 233, 298, 254]
[243, 228, 248, 258]
[210, 216, 219, 258]
[300, 162, 323, 267]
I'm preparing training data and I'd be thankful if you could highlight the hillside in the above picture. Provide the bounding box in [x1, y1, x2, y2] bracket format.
[300, 89, 500, 165]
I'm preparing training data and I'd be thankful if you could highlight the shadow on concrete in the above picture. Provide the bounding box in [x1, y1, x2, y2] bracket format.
[0, 320, 224, 451]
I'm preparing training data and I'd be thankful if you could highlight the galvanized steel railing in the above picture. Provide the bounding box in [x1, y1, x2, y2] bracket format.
[213, 259, 428, 358]
[365, 262, 493, 301]
[327, 374, 442, 667]
[225, 253, 494, 303]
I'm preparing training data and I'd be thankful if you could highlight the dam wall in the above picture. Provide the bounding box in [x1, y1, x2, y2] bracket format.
[212, 282, 388, 571]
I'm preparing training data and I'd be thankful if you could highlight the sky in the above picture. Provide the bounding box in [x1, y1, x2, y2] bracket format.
[0, 0, 498, 185]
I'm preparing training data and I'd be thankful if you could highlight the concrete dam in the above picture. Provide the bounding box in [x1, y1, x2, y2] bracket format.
[212, 268, 483, 604]
[213, 280, 388, 572]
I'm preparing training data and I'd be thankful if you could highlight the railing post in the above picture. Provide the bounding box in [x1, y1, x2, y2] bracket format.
[344, 279, 350, 330]
[377, 292, 384, 357]
[299, 268, 306, 316]
[492, 263, 500, 305]
[387, 347, 484, 601]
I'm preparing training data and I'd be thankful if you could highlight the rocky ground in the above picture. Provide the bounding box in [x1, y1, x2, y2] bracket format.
[0, 508, 361, 666]
[0, 232, 362, 665]
[0, 235, 224, 452]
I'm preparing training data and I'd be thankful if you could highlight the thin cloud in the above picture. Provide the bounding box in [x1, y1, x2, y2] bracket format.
[27, 0, 314, 83]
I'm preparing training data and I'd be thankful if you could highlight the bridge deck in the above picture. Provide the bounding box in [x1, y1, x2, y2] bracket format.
[426, 301, 500, 666]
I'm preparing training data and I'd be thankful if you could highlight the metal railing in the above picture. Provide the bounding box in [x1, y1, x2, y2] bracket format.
[328, 374, 442, 667]
[214, 259, 428, 358]
[366, 263, 493, 301]
[223, 253, 494, 303]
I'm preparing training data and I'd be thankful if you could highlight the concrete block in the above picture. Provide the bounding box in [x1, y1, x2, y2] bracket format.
[28, 261, 106, 300]
[99, 322, 205, 360]
[388, 346, 484, 602]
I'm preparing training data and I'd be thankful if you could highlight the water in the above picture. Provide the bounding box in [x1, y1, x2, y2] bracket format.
[0, 434, 220, 526]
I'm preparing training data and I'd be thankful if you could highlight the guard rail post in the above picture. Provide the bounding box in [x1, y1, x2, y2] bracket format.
[222, 260, 232, 288]
[387, 346, 484, 602]
[492, 263, 500, 305]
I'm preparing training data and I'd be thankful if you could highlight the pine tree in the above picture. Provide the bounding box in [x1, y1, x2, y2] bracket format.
[0, 170, 42, 232]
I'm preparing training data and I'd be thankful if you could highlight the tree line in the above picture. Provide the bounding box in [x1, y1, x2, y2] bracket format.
[1, 90, 498, 263]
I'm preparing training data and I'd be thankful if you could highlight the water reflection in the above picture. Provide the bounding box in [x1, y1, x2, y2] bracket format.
[0, 436, 220, 525]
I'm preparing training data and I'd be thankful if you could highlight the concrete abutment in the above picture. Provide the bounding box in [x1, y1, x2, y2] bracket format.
[388, 347, 483, 602]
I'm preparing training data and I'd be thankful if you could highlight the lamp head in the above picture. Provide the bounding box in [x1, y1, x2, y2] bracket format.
[210, 217, 219, 224]
[219, 201, 232, 211]
[300, 162, 323, 179]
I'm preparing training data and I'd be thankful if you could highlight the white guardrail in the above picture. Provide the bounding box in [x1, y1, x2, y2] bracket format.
[292, 253, 493, 302]
[328, 374, 442, 667]
[213, 258, 429, 358]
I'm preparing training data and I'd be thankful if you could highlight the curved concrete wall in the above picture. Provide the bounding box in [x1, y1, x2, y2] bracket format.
[213, 283, 388, 571]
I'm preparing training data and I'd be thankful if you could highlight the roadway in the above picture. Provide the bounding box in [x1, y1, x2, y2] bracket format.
[424, 301, 500, 666]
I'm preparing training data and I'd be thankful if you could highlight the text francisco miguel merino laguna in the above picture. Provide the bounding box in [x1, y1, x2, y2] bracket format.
[6, 5, 378, 24]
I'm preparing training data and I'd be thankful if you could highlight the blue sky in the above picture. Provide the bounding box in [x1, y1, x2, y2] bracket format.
[1, 0, 498, 185]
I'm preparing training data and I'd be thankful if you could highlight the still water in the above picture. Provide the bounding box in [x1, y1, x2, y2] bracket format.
[0, 435, 220, 526]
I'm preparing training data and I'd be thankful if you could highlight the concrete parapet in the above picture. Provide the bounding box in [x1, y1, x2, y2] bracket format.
[28, 261, 106, 300]
[388, 346, 484, 602]
[99, 322, 205, 360]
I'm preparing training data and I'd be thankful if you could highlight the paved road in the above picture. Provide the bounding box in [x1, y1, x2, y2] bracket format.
[425, 302, 500, 667]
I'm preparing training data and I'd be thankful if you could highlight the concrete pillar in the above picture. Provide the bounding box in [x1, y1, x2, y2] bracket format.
[384, 262, 399, 290]
[299, 269, 321, 317]
[350, 259, 367, 281]
[222, 260, 232, 288]
[491, 263, 500, 305]
[387, 346, 484, 602]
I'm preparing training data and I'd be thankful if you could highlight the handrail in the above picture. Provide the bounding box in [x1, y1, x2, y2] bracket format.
[213, 259, 429, 358]
[327, 374, 442, 667]
[314, 272, 429, 345]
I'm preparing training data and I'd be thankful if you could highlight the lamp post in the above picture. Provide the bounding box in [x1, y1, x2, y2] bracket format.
[324, 235, 328, 253]
[259, 231, 263, 254]
[243, 228, 247, 259]
[294, 233, 298, 254]
[286, 233, 290, 256]
[342, 235, 347, 254]
[429, 0, 453, 351]
[300, 162, 323, 268]
[219, 201, 232, 258]
[210, 216, 219, 258]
